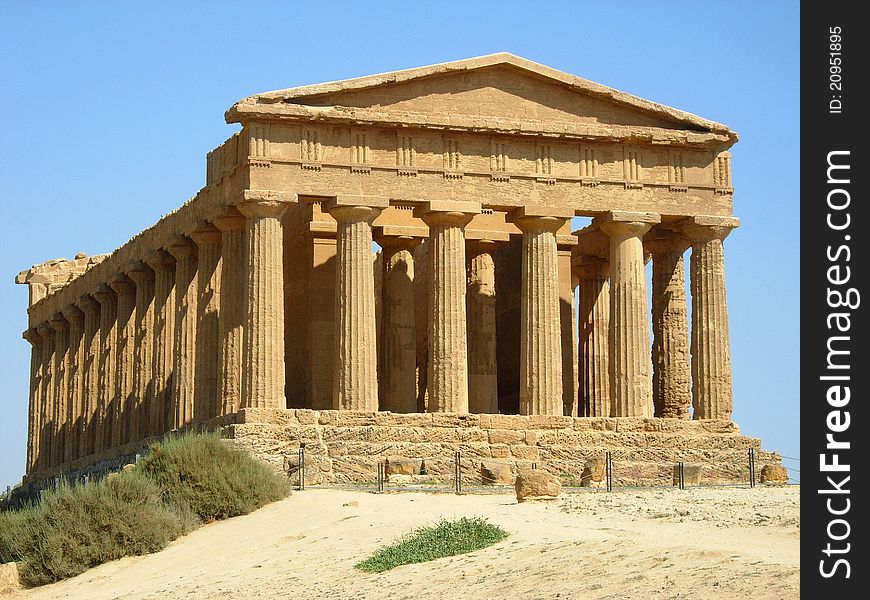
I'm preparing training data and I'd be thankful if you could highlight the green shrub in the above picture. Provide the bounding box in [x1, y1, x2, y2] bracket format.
[356, 517, 509, 573]
[136, 432, 292, 521]
[0, 472, 195, 586]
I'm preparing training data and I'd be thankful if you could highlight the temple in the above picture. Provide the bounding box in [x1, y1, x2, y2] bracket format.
[16, 54, 755, 484]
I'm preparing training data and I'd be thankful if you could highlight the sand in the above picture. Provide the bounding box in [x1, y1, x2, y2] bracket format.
[11, 485, 799, 599]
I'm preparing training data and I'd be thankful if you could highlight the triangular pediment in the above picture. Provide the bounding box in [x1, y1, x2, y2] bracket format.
[231, 53, 734, 139]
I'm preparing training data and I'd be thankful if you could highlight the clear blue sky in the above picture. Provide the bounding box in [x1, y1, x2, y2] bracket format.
[0, 1, 799, 488]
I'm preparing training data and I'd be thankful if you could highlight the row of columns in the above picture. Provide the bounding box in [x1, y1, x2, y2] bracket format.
[23, 198, 288, 475]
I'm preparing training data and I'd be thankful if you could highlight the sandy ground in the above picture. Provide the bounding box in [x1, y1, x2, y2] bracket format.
[12, 485, 799, 600]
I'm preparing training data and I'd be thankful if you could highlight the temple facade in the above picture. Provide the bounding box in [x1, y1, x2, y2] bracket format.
[16, 54, 741, 479]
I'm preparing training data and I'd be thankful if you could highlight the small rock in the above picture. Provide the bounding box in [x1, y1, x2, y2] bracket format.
[0, 562, 20, 592]
[480, 461, 513, 485]
[760, 464, 789, 485]
[515, 470, 561, 502]
[384, 456, 421, 476]
[342, 501, 359, 507]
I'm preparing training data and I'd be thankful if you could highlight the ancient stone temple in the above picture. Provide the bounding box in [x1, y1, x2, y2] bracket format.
[16, 54, 772, 485]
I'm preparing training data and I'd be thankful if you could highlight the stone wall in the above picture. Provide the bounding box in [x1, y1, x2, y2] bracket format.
[222, 408, 780, 487]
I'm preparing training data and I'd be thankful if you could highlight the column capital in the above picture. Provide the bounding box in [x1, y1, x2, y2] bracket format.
[48, 313, 68, 332]
[62, 304, 84, 323]
[108, 274, 135, 296]
[212, 208, 246, 232]
[76, 294, 100, 315]
[93, 284, 117, 306]
[325, 195, 389, 223]
[127, 262, 156, 284]
[574, 255, 610, 279]
[466, 238, 499, 256]
[22, 327, 41, 345]
[600, 219, 655, 239]
[36, 323, 53, 339]
[190, 223, 222, 246]
[145, 249, 175, 272]
[375, 234, 421, 254]
[644, 230, 690, 255]
[414, 200, 480, 226]
[166, 236, 196, 260]
[681, 215, 740, 243]
[508, 205, 573, 233]
[236, 198, 290, 220]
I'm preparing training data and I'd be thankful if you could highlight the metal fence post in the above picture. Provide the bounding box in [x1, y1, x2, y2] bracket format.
[605, 451, 613, 492]
[749, 448, 756, 488]
[678, 462, 685, 490]
[454, 451, 462, 495]
[376, 462, 384, 493]
[298, 447, 306, 491]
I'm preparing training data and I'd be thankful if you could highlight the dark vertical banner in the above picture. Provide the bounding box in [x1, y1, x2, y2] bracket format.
[802, 2, 867, 596]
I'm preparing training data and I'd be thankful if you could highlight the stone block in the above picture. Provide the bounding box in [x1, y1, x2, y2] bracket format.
[0, 562, 20, 593]
[488, 429, 525, 445]
[294, 409, 318, 425]
[527, 415, 573, 430]
[237, 408, 298, 425]
[480, 414, 530, 430]
[374, 412, 434, 427]
[760, 464, 789, 485]
[615, 418, 662, 432]
[672, 463, 703, 486]
[489, 444, 510, 458]
[480, 461, 514, 485]
[579, 459, 605, 486]
[515, 470, 561, 502]
[385, 456, 421, 476]
[573, 417, 617, 431]
[524, 430, 540, 445]
[432, 413, 480, 428]
[510, 445, 539, 460]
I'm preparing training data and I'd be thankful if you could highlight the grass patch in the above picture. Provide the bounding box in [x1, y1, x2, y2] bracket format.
[0, 432, 292, 586]
[355, 517, 509, 573]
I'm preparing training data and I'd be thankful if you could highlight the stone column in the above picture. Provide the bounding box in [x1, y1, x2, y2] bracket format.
[213, 210, 246, 415]
[325, 196, 387, 411]
[377, 235, 419, 413]
[110, 275, 136, 446]
[577, 258, 611, 417]
[647, 233, 691, 419]
[128, 264, 156, 441]
[237, 199, 289, 409]
[77, 294, 100, 457]
[685, 216, 739, 420]
[37, 324, 54, 470]
[558, 248, 577, 417]
[599, 212, 660, 417]
[414, 200, 481, 413]
[62, 305, 85, 462]
[48, 314, 69, 466]
[191, 224, 222, 421]
[145, 250, 175, 436]
[510, 206, 572, 416]
[94, 285, 118, 451]
[466, 240, 498, 414]
[167, 237, 198, 428]
[22, 328, 42, 474]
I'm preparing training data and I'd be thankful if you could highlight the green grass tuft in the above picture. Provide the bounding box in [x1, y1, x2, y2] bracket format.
[355, 517, 509, 573]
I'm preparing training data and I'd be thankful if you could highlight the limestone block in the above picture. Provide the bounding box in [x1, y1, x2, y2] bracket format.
[385, 456, 421, 476]
[432, 413, 480, 428]
[556, 431, 597, 446]
[510, 445, 539, 460]
[524, 430, 540, 445]
[615, 418, 662, 432]
[515, 470, 561, 502]
[285, 453, 330, 485]
[760, 464, 789, 485]
[0, 562, 20, 592]
[480, 461, 514, 485]
[573, 417, 617, 431]
[236, 408, 299, 426]
[294, 409, 318, 425]
[374, 412, 434, 427]
[334, 411, 379, 427]
[580, 458, 606, 486]
[698, 420, 739, 434]
[672, 464, 703, 486]
[455, 428, 489, 443]
[527, 415, 573, 430]
[480, 414, 531, 431]
[488, 429, 525, 445]
[489, 444, 510, 458]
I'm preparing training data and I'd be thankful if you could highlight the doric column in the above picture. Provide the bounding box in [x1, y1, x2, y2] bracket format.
[167, 237, 198, 428]
[576, 257, 611, 417]
[237, 199, 289, 409]
[110, 275, 136, 446]
[376, 235, 419, 413]
[36, 324, 54, 470]
[145, 250, 176, 436]
[128, 263, 156, 441]
[213, 210, 246, 415]
[510, 206, 572, 416]
[647, 232, 691, 419]
[77, 294, 100, 457]
[558, 248, 577, 417]
[191, 224, 222, 421]
[414, 200, 481, 413]
[599, 212, 660, 417]
[22, 328, 42, 474]
[325, 196, 387, 411]
[48, 314, 69, 466]
[466, 240, 498, 414]
[685, 216, 739, 420]
[94, 285, 117, 452]
[62, 305, 85, 462]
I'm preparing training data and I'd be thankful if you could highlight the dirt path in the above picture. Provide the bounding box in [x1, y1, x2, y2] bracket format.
[12, 486, 799, 600]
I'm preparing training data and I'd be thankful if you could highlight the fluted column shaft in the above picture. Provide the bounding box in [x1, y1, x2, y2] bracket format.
[48, 315, 69, 466]
[601, 220, 654, 417]
[129, 265, 156, 441]
[416, 202, 479, 413]
[146, 251, 175, 436]
[77, 295, 100, 456]
[168, 238, 198, 428]
[62, 306, 85, 462]
[466, 241, 498, 414]
[515, 216, 566, 416]
[648, 235, 691, 419]
[213, 212, 246, 415]
[577, 259, 611, 417]
[37, 324, 54, 471]
[23, 329, 42, 474]
[377, 237, 418, 413]
[237, 200, 288, 409]
[110, 276, 136, 446]
[192, 226, 222, 421]
[327, 200, 384, 410]
[688, 224, 735, 420]
[94, 287, 118, 452]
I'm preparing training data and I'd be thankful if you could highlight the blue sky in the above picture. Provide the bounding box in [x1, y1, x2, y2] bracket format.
[0, 1, 799, 487]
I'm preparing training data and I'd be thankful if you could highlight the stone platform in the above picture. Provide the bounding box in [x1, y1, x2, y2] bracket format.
[222, 409, 780, 487]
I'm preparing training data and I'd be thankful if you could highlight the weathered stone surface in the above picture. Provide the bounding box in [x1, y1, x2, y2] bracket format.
[384, 456, 421, 476]
[0, 561, 21, 592]
[673, 463, 702, 485]
[481, 461, 514, 485]
[760, 464, 789, 485]
[515, 469, 561, 501]
[580, 458, 606, 486]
